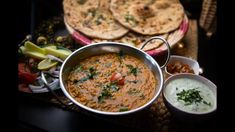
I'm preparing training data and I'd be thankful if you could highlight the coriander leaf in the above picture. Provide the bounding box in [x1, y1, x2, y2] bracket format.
[88, 67, 98, 79]
[110, 83, 119, 92]
[73, 64, 83, 72]
[98, 88, 112, 103]
[119, 107, 129, 112]
[74, 76, 89, 84]
[126, 64, 139, 76]
[203, 101, 211, 106]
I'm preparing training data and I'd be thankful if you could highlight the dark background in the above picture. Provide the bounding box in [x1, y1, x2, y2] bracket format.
[16, 0, 217, 131]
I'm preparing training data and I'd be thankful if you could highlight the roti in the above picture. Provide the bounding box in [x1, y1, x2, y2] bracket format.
[110, 0, 184, 35]
[93, 32, 168, 51]
[63, 0, 129, 40]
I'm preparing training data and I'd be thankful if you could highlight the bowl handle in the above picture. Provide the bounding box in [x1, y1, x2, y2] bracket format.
[141, 36, 171, 69]
[41, 71, 73, 107]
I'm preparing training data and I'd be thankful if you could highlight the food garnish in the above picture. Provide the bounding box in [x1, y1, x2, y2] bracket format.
[176, 88, 211, 106]
[126, 64, 139, 76]
[119, 107, 129, 112]
[37, 58, 58, 70]
[18, 16, 79, 93]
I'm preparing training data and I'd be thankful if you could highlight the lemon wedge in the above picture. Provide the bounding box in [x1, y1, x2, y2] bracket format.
[38, 58, 58, 70]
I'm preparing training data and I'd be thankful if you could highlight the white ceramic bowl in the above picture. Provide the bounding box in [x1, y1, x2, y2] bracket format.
[163, 74, 217, 122]
[165, 55, 201, 77]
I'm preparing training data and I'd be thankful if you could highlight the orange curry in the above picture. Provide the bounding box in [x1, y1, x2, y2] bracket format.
[67, 53, 157, 112]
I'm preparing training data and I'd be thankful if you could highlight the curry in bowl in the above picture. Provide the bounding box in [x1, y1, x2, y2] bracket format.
[66, 53, 157, 112]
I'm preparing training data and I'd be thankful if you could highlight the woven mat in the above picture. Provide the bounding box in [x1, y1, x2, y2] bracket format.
[23, 19, 198, 132]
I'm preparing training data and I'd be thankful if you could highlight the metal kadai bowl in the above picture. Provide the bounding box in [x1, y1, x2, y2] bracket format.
[57, 37, 171, 115]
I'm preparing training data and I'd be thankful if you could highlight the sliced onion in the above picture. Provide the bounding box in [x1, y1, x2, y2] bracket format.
[31, 88, 49, 93]
[28, 84, 44, 89]
[56, 65, 61, 70]
[52, 70, 60, 75]
[49, 66, 57, 74]
[29, 78, 60, 93]
[46, 55, 63, 63]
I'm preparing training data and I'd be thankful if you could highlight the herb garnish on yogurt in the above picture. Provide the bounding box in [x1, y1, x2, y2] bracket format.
[176, 88, 211, 106]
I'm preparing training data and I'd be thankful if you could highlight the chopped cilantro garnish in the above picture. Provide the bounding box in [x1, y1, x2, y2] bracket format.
[98, 88, 112, 103]
[98, 83, 120, 103]
[119, 107, 129, 112]
[73, 64, 83, 72]
[176, 88, 211, 106]
[72, 66, 98, 84]
[203, 101, 212, 106]
[126, 64, 139, 76]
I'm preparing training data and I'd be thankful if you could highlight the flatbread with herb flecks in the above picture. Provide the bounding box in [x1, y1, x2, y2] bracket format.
[110, 0, 184, 35]
[63, 0, 129, 40]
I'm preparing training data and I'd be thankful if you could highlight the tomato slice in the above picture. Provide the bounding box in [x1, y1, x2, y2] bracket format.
[18, 63, 37, 84]
[110, 72, 125, 85]
[18, 63, 31, 73]
[118, 78, 125, 85]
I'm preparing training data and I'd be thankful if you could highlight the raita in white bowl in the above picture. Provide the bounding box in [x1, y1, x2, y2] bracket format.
[163, 74, 217, 121]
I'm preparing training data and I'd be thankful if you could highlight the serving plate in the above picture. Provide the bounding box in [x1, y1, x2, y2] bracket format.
[65, 15, 189, 56]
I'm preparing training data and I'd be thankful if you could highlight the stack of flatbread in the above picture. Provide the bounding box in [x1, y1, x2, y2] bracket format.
[63, 0, 185, 51]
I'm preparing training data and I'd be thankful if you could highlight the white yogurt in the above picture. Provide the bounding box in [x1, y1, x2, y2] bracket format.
[164, 78, 216, 114]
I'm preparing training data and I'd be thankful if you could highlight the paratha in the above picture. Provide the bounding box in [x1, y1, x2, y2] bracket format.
[93, 32, 168, 51]
[63, 0, 129, 40]
[110, 0, 184, 35]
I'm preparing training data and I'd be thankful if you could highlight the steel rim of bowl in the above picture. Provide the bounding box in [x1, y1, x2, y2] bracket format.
[60, 42, 164, 115]
[163, 73, 217, 115]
